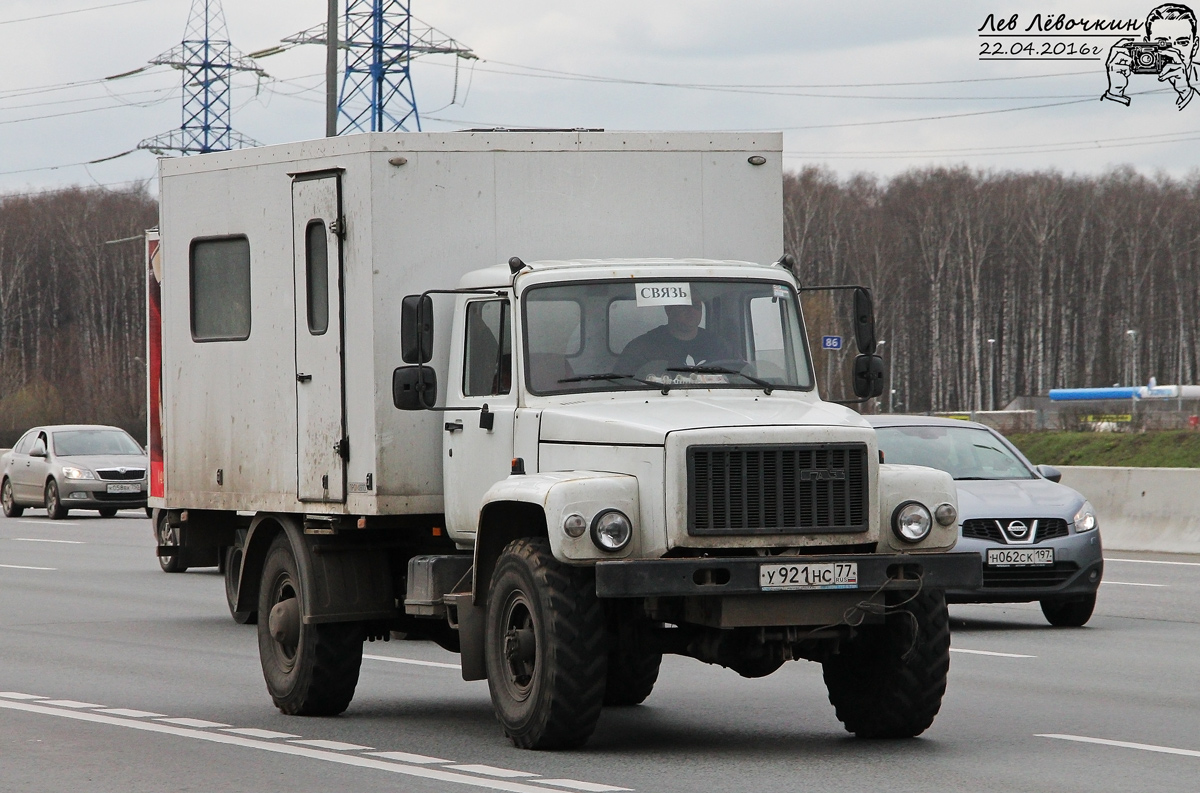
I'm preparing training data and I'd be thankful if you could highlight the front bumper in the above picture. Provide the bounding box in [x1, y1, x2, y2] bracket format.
[595, 552, 982, 598]
[946, 531, 1103, 603]
[61, 480, 147, 509]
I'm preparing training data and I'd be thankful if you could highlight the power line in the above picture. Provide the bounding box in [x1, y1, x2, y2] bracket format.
[0, 0, 155, 27]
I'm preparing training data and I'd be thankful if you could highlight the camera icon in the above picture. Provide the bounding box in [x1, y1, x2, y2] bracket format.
[1125, 40, 1172, 74]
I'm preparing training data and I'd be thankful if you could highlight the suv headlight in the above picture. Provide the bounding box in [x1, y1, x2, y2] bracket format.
[590, 509, 632, 552]
[1073, 501, 1098, 533]
[61, 466, 95, 480]
[892, 501, 932, 543]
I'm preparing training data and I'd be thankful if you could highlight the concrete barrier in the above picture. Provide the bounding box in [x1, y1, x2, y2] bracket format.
[1059, 466, 1200, 554]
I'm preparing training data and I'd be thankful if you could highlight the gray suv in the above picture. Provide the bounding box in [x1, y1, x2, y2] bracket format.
[866, 415, 1103, 626]
[1, 425, 148, 519]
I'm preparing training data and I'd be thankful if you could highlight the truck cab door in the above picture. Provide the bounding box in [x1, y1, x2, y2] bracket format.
[443, 297, 516, 537]
[291, 172, 346, 502]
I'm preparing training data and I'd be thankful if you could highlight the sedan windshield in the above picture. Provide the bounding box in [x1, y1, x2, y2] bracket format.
[875, 425, 1034, 480]
[522, 278, 813, 394]
[52, 429, 143, 456]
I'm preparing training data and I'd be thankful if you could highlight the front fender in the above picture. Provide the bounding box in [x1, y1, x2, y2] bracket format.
[877, 463, 959, 552]
[481, 471, 641, 563]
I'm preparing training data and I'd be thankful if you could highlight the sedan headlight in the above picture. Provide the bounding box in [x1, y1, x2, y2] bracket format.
[1073, 501, 1098, 533]
[61, 466, 95, 480]
[892, 501, 932, 543]
[590, 509, 632, 552]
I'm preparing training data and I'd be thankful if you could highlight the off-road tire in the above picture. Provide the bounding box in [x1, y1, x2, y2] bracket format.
[603, 613, 661, 706]
[258, 533, 362, 715]
[98, 507, 118, 518]
[1040, 592, 1096, 627]
[225, 539, 257, 624]
[155, 509, 188, 573]
[822, 588, 950, 738]
[2, 478, 23, 517]
[44, 480, 68, 520]
[484, 537, 608, 749]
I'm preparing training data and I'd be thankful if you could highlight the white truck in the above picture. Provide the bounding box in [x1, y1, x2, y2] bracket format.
[149, 131, 979, 749]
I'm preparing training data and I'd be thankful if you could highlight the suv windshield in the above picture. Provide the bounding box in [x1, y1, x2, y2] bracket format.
[875, 425, 1034, 480]
[52, 429, 143, 456]
[522, 278, 812, 394]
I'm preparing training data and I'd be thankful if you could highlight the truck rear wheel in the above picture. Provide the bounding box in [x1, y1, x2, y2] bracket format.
[257, 533, 362, 716]
[822, 588, 950, 738]
[484, 537, 608, 749]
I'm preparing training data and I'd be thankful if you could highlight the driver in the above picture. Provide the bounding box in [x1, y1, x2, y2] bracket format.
[615, 298, 734, 374]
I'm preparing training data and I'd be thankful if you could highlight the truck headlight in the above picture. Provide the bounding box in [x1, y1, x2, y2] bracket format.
[934, 503, 957, 526]
[61, 466, 95, 480]
[562, 513, 587, 538]
[892, 501, 932, 543]
[590, 509, 632, 552]
[1073, 501, 1097, 533]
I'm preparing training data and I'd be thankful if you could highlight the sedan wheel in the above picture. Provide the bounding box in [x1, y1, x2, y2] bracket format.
[44, 480, 68, 520]
[2, 478, 23, 518]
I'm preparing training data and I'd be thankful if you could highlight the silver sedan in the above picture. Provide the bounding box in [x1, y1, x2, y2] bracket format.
[1, 424, 148, 519]
[866, 415, 1103, 627]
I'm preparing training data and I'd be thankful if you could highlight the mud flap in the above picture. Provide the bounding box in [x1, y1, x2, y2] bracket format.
[448, 593, 486, 681]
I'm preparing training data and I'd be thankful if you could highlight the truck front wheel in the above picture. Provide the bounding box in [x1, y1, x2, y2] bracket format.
[257, 533, 362, 716]
[484, 537, 608, 749]
[822, 588, 951, 738]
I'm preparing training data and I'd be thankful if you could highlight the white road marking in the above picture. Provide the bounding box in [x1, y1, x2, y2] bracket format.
[1102, 581, 1166, 587]
[156, 717, 230, 728]
[0, 692, 45, 700]
[95, 708, 167, 718]
[7, 520, 69, 526]
[1039, 733, 1200, 759]
[290, 738, 374, 751]
[367, 751, 451, 764]
[951, 648, 1036, 659]
[222, 727, 300, 739]
[535, 781, 633, 792]
[40, 699, 103, 709]
[1106, 557, 1200, 567]
[0, 563, 55, 571]
[364, 653, 460, 670]
[11, 538, 84, 544]
[0, 698, 626, 793]
[449, 765, 537, 778]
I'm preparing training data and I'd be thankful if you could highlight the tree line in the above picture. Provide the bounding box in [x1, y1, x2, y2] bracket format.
[3, 167, 1199, 444]
[0, 185, 156, 446]
[786, 166, 1200, 412]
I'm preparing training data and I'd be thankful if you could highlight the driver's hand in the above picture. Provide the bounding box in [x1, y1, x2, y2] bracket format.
[1159, 46, 1195, 106]
[1106, 38, 1133, 96]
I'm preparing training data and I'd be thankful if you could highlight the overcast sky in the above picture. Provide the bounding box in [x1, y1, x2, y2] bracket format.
[2, 0, 1198, 196]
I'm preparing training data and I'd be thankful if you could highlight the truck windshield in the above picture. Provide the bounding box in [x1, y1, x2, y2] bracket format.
[522, 278, 813, 394]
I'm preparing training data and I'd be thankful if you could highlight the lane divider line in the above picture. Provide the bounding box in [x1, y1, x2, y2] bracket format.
[1038, 733, 1200, 759]
[363, 654, 461, 670]
[1102, 581, 1167, 587]
[0, 698, 630, 793]
[1106, 557, 1200, 567]
[533, 781, 634, 792]
[0, 564, 56, 571]
[289, 738, 375, 751]
[95, 708, 167, 718]
[0, 692, 46, 700]
[156, 717, 231, 729]
[222, 727, 300, 739]
[448, 764, 538, 778]
[40, 699, 103, 709]
[366, 751, 452, 764]
[950, 648, 1036, 658]
[11, 538, 84, 544]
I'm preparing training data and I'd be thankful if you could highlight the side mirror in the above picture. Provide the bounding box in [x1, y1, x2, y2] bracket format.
[401, 294, 434, 364]
[393, 365, 437, 410]
[1036, 464, 1062, 483]
[30, 441, 47, 458]
[852, 354, 884, 399]
[853, 287, 876, 354]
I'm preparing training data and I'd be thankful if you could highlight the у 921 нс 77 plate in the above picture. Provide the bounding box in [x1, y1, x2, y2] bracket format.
[760, 562, 858, 591]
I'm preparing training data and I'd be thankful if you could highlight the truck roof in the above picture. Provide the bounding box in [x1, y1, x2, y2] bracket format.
[458, 257, 786, 289]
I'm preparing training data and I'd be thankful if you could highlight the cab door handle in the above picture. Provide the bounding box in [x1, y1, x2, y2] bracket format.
[297, 373, 312, 383]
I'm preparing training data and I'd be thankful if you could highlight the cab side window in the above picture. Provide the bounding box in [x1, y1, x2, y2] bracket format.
[463, 300, 511, 397]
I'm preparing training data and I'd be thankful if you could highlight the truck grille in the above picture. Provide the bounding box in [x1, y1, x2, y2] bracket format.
[962, 518, 1069, 544]
[687, 443, 869, 535]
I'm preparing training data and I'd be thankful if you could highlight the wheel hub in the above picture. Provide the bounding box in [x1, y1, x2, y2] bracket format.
[269, 596, 301, 651]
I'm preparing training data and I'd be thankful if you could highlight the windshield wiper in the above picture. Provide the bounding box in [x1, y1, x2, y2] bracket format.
[558, 372, 671, 394]
[667, 365, 774, 395]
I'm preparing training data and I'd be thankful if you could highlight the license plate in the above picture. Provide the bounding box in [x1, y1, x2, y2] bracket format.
[986, 547, 1054, 567]
[760, 562, 858, 591]
[106, 483, 140, 494]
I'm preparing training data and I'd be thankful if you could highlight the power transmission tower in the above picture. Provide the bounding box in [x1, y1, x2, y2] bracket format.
[275, 2, 475, 135]
[138, 0, 265, 155]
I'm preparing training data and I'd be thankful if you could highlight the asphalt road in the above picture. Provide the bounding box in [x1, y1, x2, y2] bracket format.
[3, 511, 1200, 793]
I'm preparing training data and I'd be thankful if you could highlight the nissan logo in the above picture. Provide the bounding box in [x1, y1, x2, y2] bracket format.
[1005, 520, 1030, 539]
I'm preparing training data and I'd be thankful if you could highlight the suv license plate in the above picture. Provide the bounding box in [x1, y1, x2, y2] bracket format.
[106, 483, 140, 494]
[986, 547, 1054, 567]
[760, 562, 858, 591]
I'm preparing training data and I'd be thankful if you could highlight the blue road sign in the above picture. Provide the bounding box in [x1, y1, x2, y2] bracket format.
[821, 335, 842, 350]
